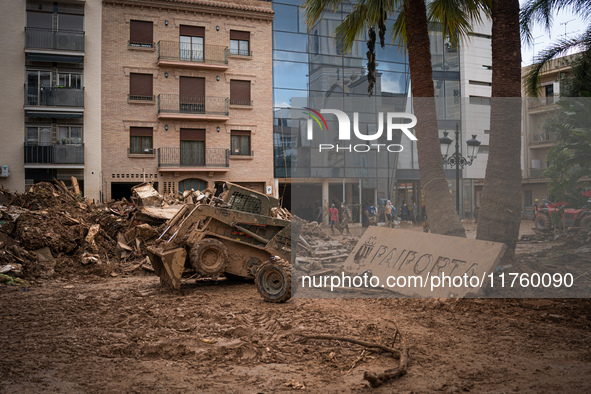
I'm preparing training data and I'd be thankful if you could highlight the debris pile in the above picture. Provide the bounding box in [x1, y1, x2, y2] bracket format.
[524, 227, 591, 245]
[294, 217, 357, 276]
[0, 181, 171, 283]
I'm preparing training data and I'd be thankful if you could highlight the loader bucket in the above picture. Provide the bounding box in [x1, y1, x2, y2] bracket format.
[147, 246, 187, 290]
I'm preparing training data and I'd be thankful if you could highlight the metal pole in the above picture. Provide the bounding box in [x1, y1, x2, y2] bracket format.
[455, 123, 460, 215]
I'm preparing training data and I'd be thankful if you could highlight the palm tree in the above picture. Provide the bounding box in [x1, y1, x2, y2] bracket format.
[303, 0, 487, 237]
[521, 0, 591, 96]
[475, 0, 523, 261]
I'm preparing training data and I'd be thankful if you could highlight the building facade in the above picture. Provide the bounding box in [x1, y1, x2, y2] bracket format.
[0, 0, 102, 201]
[271, 1, 492, 219]
[521, 55, 574, 210]
[101, 0, 274, 200]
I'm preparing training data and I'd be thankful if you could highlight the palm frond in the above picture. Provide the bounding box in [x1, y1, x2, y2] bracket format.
[523, 25, 591, 96]
[427, 0, 491, 47]
[302, 0, 344, 31]
[386, 9, 406, 48]
[334, 1, 370, 53]
[520, 0, 591, 46]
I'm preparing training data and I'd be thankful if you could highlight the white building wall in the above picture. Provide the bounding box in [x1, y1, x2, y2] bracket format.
[0, 0, 26, 192]
[459, 18, 492, 181]
[83, 0, 102, 202]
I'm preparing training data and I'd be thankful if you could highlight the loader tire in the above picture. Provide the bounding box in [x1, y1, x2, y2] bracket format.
[534, 214, 551, 230]
[255, 259, 291, 303]
[190, 238, 228, 276]
[581, 216, 591, 229]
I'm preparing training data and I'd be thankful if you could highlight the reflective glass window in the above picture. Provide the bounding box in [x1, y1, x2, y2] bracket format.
[274, 32, 307, 52]
[274, 60, 310, 90]
[273, 4, 298, 32]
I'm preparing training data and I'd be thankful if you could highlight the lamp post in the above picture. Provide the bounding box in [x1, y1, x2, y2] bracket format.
[439, 122, 481, 215]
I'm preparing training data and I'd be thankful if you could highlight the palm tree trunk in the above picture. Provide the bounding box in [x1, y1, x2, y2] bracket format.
[404, 0, 466, 237]
[476, 0, 522, 260]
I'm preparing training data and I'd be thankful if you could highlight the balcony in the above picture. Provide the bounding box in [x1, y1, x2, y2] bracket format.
[24, 144, 84, 165]
[229, 48, 253, 57]
[529, 132, 555, 147]
[25, 85, 84, 108]
[158, 94, 229, 121]
[527, 96, 559, 110]
[25, 28, 85, 53]
[157, 147, 229, 171]
[158, 41, 228, 70]
[529, 167, 548, 179]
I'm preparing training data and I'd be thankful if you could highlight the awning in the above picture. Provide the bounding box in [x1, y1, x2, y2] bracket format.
[26, 53, 84, 64]
[26, 111, 83, 119]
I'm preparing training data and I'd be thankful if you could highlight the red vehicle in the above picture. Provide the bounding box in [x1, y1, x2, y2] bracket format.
[534, 206, 591, 230]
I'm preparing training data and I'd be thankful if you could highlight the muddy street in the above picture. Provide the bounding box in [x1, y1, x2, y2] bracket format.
[2, 273, 591, 393]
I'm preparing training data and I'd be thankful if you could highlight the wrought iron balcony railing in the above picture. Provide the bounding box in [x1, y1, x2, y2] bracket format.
[158, 94, 229, 116]
[158, 41, 228, 65]
[158, 147, 229, 168]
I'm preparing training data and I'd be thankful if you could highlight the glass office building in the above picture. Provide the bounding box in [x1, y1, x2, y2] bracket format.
[272, 0, 470, 218]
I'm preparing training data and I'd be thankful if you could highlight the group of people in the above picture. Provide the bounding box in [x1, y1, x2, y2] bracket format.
[301, 199, 426, 235]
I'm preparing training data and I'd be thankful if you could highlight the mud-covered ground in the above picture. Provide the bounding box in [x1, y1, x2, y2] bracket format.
[1, 222, 591, 393]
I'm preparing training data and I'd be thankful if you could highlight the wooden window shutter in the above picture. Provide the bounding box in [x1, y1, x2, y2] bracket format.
[130, 20, 153, 44]
[180, 128, 205, 140]
[130, 73, 153, 97]
[230, 30, 250, 41]
[180, 25, 205, 37]
[231, 130, 250, 136]
[130, 127, 153, 136]
[230, 80, 250, 105]
[180, 76, 205, 97]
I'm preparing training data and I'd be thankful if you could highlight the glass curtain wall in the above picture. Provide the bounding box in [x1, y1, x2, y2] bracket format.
[272, 0, 411, 180]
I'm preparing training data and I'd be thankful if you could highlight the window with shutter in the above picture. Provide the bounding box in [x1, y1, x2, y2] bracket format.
[230, 30, 250, 56]
[130, 20, 153, 47]
[129, 127, 153, 153]
[180, 25, 205, 61]
[180, 128, 205, 166]
[231, 130, 251, 155]
[179, 77, 205, 112]
[230, 80, 251, 106]
[129, 73, 153, 100]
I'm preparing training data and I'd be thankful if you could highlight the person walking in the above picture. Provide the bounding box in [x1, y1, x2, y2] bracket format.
[329, 203, 339, 235]
[339, 201, 351, 235]
[401, 202, 409, 221]
[412, 202, 417, 223]
[385, 200, 394, 227]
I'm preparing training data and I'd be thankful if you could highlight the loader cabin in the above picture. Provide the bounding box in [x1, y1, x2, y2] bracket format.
[213, 181, 279, 217]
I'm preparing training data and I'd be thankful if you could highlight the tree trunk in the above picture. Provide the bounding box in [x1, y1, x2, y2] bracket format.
[476, 0, 522, 260]
[404, 0, 466, 237]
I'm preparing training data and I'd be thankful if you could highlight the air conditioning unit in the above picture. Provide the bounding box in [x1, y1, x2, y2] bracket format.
[0, 165, 9, 177]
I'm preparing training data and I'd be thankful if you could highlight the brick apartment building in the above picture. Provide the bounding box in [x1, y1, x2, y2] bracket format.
[102, 0, 274, 200]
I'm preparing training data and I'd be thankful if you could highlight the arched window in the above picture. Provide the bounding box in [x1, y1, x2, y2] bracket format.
[178, 178, 207, 193]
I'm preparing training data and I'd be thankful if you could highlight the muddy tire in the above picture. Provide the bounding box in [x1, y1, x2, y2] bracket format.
[189, 238, 228, 276]
[534, 214, 552, 230]
[580, 216, 591, 229]
[255, 259, 291, 303]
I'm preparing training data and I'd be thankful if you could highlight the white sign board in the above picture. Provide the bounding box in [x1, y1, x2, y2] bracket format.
[343, 227, 507, 298]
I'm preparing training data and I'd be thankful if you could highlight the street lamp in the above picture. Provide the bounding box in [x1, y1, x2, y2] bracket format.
[439, 122, 481, 214]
